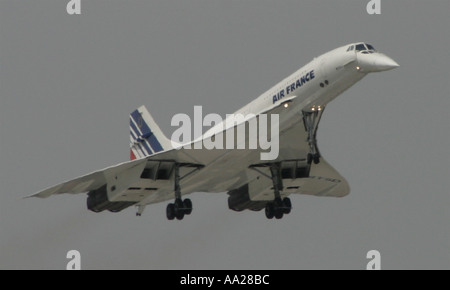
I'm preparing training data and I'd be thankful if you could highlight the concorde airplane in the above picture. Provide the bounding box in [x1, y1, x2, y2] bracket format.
[30, 43, 399, 220]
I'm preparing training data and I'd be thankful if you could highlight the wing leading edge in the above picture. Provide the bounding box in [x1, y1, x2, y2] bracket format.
[28, 158, 148, 199]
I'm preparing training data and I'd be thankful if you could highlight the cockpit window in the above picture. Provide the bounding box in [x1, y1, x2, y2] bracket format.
[366, 44, 376, 51]
[355, 44, 366, 51]
[347, 45, 354, 52]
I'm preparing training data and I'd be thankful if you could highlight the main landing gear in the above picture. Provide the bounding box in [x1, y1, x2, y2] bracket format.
[264, 163, 292, 220]
[265, 197, 292, 219]
[166, 198, 192, 220]
[302, 107, 325, 165]
[166, 163, 196, 220]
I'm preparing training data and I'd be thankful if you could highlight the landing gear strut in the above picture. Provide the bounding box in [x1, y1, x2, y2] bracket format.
[302, 107, 325, 165]
[264, 163, 292, 220]
[166, 163, 194, 220]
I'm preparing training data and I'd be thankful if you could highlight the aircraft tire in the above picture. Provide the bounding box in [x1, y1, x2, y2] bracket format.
[166, 203, 175, 220]
[174, 199, 185, 220]
[175, 209, 184, 220]
[183, 199, 193, 215]
[265, 203, 275, 219]
[282, 198, 292, 214]
[274, 209, 284, 219]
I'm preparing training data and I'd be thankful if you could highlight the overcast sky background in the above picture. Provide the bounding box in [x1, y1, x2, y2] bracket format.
[1, 0, 449, 269]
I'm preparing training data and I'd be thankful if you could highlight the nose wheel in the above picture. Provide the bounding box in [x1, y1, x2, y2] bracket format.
[307, 153, 321, 165]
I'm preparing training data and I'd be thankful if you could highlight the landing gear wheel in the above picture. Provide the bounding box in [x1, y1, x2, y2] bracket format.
[174, 199, 185, 220]
[175, 209, 185, 220]
[167, 197, 193, 221]
[183, 198, 193, 215]
[265, 203, 275, 219]
[274, 209, 284, 219]
[174, 198, 183, 209]
[166, 203, 175, 220]
[282, 198, 292, 214]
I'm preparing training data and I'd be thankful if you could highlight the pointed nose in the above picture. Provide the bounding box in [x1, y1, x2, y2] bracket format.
[357, 53, 399, 72]
[374, 55, 399, 71]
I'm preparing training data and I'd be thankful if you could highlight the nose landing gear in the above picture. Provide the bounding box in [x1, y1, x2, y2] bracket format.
[303, 107, 325, 165]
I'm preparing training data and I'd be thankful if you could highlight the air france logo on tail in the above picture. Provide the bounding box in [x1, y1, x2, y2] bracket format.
[130, 109, 165, 160]
[138, 116, 144, 129]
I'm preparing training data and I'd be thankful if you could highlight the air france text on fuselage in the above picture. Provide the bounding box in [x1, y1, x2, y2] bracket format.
[273, 70, 315, 104]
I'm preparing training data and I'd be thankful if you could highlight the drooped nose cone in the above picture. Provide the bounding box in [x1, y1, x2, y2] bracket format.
[357, 52, 399, 72]
[373, 54, 400, 71]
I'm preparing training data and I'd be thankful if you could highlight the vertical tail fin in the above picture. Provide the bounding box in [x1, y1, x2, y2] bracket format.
[129, 105, 172, 160]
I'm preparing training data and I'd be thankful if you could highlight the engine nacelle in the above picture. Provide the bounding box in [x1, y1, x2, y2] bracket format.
[228, 184, 267, 212]
[87, 185, 135, 213]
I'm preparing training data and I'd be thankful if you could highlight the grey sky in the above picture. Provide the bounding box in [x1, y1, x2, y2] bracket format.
[1, 0, 449, 269]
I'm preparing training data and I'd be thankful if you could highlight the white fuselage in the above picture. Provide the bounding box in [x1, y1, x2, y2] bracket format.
[205, 44, 367, 138]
